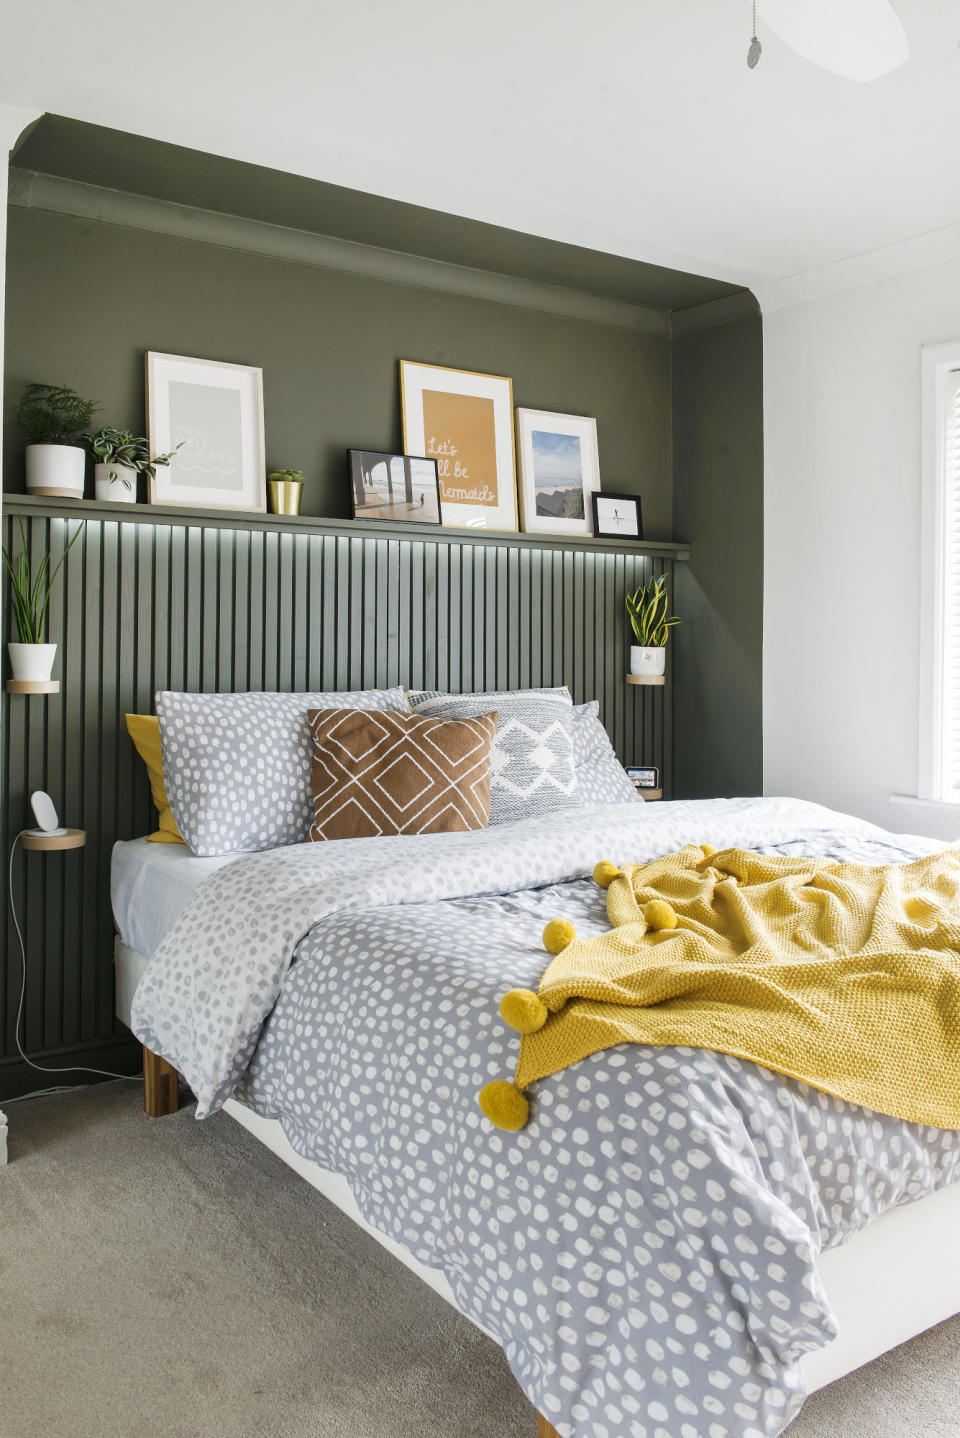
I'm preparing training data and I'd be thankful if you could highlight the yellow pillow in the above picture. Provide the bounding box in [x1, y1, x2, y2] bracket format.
[125, 713, 185, 845]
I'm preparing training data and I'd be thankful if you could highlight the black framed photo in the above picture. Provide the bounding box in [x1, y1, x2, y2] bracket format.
[625, 765, 659, 790]
[348, 449, 442, 524]
[591, 491, 643, 541]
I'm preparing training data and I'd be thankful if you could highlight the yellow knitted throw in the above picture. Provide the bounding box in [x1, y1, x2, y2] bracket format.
[479, 843, 960, 1132]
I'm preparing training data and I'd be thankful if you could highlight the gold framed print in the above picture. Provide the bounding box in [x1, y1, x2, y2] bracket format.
[146, 352, 266, 511]
[400, 361, 517, 530]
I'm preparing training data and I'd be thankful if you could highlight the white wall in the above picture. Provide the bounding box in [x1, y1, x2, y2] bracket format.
[763, 246, 960, 840]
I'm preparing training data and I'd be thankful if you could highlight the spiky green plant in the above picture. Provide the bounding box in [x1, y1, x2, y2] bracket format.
[86, 427, 181, 489]
[2, 519, 81, 644]
[17, 383, 100, 446]
[625, 574, 680, 648]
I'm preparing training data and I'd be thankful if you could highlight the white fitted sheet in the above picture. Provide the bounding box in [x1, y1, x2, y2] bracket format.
[111, 838, 234, 960]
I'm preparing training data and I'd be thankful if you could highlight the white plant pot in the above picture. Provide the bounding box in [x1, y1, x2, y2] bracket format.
[25, 444, 86, 498]
[8, 642, 57, 682]
[630, 645, 666, 677]
[94, 462, 138, 503]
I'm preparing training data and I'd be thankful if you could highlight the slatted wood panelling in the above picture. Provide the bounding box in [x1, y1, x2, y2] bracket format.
[1, 502, 683, 1093]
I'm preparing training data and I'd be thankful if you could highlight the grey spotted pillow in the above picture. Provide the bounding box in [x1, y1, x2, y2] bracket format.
[157, 687, 410, 855]
[572, 701, 639, 806]
[407, 688, 576, 825]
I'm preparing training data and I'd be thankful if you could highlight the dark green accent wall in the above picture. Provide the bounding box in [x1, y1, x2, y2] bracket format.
[0, 116, 766, 1092]
[671, 311, 764, 797]
[3, 205, 674, 535]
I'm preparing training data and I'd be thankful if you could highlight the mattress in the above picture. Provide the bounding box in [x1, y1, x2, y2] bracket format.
[111, 838, 233, 960]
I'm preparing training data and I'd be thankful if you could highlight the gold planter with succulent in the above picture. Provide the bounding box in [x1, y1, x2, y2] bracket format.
[267, 469, 305, 516]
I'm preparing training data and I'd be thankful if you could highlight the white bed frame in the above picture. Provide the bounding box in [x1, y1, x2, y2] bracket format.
[115, 937, 960, 1424]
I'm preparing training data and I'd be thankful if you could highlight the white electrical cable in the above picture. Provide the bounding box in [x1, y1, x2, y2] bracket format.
[7, 830, 142, 1099]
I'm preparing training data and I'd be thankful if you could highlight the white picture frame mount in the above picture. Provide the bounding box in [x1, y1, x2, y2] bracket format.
[515, 407, 600, 538]
[146, 352, 266, 512]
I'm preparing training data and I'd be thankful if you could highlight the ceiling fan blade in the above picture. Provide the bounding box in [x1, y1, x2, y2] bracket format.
[757, 0, 909, 82]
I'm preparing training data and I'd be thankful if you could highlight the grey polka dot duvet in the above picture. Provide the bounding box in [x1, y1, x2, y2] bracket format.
[130, 796, 960, 1438]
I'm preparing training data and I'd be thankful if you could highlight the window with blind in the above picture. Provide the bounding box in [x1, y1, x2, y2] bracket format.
[920, 346, 960, 803]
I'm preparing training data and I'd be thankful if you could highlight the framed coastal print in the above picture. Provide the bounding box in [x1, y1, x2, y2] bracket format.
[591, 491, 643, 541]
[146, 352, 266, 511]
[515, 408, 600, 537]
[348, 450, 441, 524]
[400, 361, 517, 530]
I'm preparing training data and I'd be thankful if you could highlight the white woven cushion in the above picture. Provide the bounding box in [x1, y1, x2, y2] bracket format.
[158, 687, 410, 855]
[407, 688, 576, 825]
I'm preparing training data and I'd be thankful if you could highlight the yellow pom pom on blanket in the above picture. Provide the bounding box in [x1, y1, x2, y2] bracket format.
[542, 918, 575, 954]
[478, 1079, 529, 1131]
[499, 988, 548, 1034]
[643, 899, 677, 931]
[593, 860, 619, 889]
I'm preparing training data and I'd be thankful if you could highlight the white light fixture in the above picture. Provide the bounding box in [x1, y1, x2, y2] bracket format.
[29, 790, 65, 837]
[751, 0, 909, 82]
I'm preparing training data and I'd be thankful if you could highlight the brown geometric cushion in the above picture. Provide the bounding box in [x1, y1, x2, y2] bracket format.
[307, 707, 499, 840]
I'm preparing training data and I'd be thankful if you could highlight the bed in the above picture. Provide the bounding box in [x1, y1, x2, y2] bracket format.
[113, 796, 960, 1438]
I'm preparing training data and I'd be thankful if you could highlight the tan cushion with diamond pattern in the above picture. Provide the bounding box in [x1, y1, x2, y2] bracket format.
[308, 707, 499, 840]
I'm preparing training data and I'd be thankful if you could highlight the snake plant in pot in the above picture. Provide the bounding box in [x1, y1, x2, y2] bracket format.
[2, 519, 82, 682]
[86, 427, 181, 503]
[18, 383, 100, 498]
[626, 574, 680, 678]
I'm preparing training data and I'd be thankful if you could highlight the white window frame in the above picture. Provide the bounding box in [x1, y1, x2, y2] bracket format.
[918, 341, 960, 802]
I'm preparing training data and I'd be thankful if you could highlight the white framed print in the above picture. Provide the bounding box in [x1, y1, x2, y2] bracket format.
[515, 408, 600, 537]
[146, 352, 266, 511]
[400, 361, 517, 530]
[591, 491, 643, 541]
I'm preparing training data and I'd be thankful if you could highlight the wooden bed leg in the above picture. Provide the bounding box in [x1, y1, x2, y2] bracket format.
[537, 1416, 561, 1438]
[143, 1045, 179, 1117]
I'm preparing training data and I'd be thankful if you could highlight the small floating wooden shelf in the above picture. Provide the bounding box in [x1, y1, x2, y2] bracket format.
[6, 678, 59, 694]
[626, 673, 665, 687]
[20, 827, 86, 852]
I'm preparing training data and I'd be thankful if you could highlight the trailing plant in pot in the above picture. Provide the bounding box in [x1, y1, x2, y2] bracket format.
[86, 427, 181, 504]
[18, 383, 100, 498]
[2, 518, 82, 683]
[267, 468, 305, 516]
[626, 574, 680, 678]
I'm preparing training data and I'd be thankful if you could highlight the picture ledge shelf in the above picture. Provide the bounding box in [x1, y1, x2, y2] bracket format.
[2, 494, 690, 561]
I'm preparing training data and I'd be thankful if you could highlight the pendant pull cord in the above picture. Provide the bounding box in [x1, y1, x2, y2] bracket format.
[748, 0, 762, 68]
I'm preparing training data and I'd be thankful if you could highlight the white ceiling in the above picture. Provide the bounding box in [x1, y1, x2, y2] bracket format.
[2, 0, 958, 293]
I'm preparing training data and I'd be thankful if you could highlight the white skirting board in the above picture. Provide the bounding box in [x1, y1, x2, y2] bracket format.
[116, 938, 960, 1395]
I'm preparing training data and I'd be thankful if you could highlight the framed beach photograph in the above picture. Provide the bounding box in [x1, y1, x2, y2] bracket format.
[145, 352, 266, 511]
[400, 361, 517, 530]
[348, 450, 441, 524]
[515, 408, 600, 537]
[592, 491, 643, 541]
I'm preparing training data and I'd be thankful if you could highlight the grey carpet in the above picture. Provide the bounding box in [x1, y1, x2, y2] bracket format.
[1, 1083, 958, 1438]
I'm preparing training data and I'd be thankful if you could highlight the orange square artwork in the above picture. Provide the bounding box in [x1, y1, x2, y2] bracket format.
[422, 390, 499, 508]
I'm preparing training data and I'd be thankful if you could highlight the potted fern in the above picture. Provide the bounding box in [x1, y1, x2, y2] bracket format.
[18, 383, 100, 498]
[626, 574, 680, 678]
[86, 427, 181, 503]
[2, 519, 82, 682]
